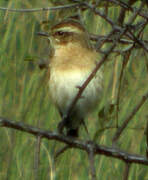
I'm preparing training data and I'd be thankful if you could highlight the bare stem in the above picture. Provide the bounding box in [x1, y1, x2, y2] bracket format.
[88, 143, 96, 180]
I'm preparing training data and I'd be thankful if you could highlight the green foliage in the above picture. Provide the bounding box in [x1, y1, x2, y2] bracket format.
[0, 0, 148, 179]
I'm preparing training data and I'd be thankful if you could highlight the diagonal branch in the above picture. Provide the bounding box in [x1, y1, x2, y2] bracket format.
[113, 91, 148, 143]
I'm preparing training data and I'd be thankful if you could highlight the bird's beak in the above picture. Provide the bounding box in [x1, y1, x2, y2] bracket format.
[36, 31, 52, 45]
[36, 31, 49, 37]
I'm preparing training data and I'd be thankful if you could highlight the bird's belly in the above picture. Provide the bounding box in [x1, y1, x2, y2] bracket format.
[49, 69, 102, 117]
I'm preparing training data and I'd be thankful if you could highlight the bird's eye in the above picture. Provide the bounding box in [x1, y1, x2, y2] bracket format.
[55, 31, 65, 36]
[53, 31, 73, 38]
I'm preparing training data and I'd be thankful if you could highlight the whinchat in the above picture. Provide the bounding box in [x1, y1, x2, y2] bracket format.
[47, 19, 103, 137]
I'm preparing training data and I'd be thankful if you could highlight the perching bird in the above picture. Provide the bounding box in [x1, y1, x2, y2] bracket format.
[47, 19, 103, 137]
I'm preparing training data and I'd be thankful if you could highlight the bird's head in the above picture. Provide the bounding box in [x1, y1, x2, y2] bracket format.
[48, 19, 91, 50]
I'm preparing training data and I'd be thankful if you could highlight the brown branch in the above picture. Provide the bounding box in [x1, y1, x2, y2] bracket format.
[112, 91, 148, 143]
[1, 117, 148, 165]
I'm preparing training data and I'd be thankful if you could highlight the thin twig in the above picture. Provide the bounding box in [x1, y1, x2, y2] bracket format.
[95, 29, 115, 50]
[112, 91, 148, 143]
[37, 31, 148, 46]
[111, 58, 119, 124]
[84, 2, 115, 27]
[54, 145, 71, 159]
[128, 30, 148, 53]
[34, 135, 42, 180]
[137, 20, 148, 39]
[0, 3, 81, 13]
[107, 0, 148, 20]
[117, 6, 126, 26]
[95, 126, 144, 135]
[126, 1, 144, 25]
[123, 162, 131, 180]
[116, 50, 132, 127]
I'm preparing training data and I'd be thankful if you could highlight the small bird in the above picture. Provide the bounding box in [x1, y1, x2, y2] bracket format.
[48, 19, 103, 137]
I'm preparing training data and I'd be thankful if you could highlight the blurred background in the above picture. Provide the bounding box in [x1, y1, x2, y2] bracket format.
[0, 0, 148, 179]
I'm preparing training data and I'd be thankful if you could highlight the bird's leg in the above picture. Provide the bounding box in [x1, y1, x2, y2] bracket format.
[81, 119, 91, 140]
[58, 114, 68, 134]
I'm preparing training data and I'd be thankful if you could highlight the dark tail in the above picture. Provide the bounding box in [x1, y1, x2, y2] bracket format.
[66, 128, 79, 137]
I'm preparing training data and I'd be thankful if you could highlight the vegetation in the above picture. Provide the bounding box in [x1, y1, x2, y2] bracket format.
[0, 0, 148, 179]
